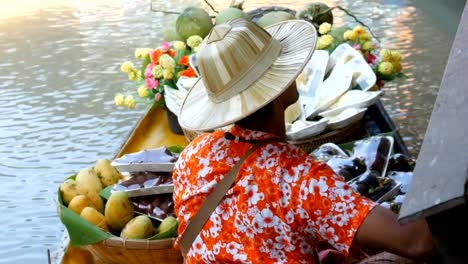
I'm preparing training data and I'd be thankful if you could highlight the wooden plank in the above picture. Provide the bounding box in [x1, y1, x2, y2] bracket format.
[398, 2, 468, 223]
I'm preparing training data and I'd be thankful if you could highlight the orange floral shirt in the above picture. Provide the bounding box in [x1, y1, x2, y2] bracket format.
[173, 126, 376, 263]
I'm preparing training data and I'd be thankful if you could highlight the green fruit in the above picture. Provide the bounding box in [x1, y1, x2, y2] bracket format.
[296, 2, 334, 27]
[163, 28, 182, 42]
[215, 8, 247, 25]
[176, 7, 213, 40]
[158, 216, 178, 234]
[256, 11, 295, 28]
[104, 191, 134, 232]
[120, 215, 154, 239]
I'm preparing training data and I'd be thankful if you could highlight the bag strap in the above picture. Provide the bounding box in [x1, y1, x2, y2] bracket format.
[178, 137, 280, 257]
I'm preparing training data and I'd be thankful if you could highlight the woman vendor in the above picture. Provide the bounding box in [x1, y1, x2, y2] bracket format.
[172, 18, 435, 263]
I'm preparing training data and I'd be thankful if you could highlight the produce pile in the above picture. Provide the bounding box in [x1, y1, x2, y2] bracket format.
[58, 158, 178, 246]
[311, 135, 415, 213]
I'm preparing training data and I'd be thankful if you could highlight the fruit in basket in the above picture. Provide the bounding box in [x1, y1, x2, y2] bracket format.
[296, 3, 334, 28]
[256, 11, 295, 28]
[105, 191, 135, 232]
[157, 216, 178, 234]
[120, 215, 154, 239]
[95, 159, 120, 187]
[163, 28, 182, 42]
[80, 207, 110, 232]
[176, 7, 213, 40]
[215, 8, 247, 25]
[60, 179, 82, 205]
[76, 167, 102, 194]
[78, 187, 104, 213]
[68, 194, 95, 215]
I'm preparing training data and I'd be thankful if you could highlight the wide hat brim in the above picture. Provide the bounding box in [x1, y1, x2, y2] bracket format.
[178, 20, 318, 132]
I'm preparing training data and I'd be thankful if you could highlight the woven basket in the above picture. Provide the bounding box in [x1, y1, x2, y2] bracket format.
[84, 237, 183, 264]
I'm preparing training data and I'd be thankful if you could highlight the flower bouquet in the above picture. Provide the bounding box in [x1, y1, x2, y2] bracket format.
[114, 35, 202, 110]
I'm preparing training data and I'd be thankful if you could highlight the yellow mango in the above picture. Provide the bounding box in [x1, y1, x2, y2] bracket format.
[60, 179, 81, 205]
[120, 215, 154, 239]
[80, 207, 109, 232]
[68, 194, 94, 215]
[76, 185, 104, 213]
[95, 159, 120, 187]
[76, 167, 102, 194]
[105, 191, 134, 232]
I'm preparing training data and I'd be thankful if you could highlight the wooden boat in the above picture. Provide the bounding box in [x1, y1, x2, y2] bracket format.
[54, 98, 409, 264]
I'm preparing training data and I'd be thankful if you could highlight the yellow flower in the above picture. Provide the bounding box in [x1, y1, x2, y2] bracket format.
[152, 65, 163, 79]
[359, 32, 372, 42]
[390, 50, 401, 62]
[127, 70, 138, 81]
[392, 61, 402, 73]
[163, 68, 174, 80]
[114, 93, 125, 106]
[173, 41, 186, 50]
[317, 34, 334, 49]
[134, 48, 151, 59]
[137, 85, 148, 97]
[193, 46, 200, 53]
[343, 30, 357, 41]
[120, 61, 135, 73]
[187, 35, 203, 49]
[353, 26, 366, 36]
[124, 95, 136, 108]
[380, 49, 392, 62]
[318, 22, 332, 35]
[361, 41, 374, 51]
[159, 54, 175, 70]
[378, 61, 394, 75]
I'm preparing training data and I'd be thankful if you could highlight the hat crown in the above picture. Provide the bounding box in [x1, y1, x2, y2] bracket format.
[197, 18, 282, 103]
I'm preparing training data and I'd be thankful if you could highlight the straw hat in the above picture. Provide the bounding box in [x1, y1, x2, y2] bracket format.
[178, 18, 317, 131]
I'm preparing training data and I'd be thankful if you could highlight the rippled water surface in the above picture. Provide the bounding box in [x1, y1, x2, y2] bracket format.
[0, 0, 465, 263]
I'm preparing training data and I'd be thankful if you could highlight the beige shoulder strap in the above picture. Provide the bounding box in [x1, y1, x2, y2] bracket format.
[178, 137, 279, 257]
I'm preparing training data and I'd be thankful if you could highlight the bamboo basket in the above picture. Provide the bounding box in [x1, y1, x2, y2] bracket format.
[84, 237, 183, 264]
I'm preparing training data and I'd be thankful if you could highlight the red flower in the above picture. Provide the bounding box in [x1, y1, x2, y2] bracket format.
[168, 49, 176, 58]
[365, 53, 377, 64]
[180, 67, 196, 78]
[178, 56, 190, 66]
[150, 49, 163, 65]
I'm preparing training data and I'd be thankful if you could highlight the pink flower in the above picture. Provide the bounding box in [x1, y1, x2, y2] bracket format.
[160, 42, 171, 52]
[353, 44, 361, 51]
[145, 63, 154, 78]
[145, 78, 158, 89]
[154, 93, 162, 102]
[365, 53, 377, 64]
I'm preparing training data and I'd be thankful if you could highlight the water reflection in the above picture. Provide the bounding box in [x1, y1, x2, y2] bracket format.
[0, 0, 465, 263]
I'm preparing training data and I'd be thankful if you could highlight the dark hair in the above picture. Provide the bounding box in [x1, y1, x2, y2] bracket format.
[236, 101, 275, 127]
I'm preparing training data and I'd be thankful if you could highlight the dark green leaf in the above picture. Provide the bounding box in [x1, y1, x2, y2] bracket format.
[99, 185, 113, 200]
[140, 55, 151, 76]
[149, 221, 178, 240]
[167, 145, 185, 153]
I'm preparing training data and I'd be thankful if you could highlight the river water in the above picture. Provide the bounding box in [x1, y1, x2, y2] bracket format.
[0, 0, 465, 263]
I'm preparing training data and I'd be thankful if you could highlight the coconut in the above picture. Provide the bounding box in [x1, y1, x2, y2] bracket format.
[215, 8, 248, 25]
[296, 2, 334, 27]
[256, 11, 295, 28]
[163, 28, 182, 42]
[176, 7, 213, 40]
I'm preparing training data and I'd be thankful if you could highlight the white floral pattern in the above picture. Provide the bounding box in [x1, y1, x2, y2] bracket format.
[173, 126, 377, 263]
